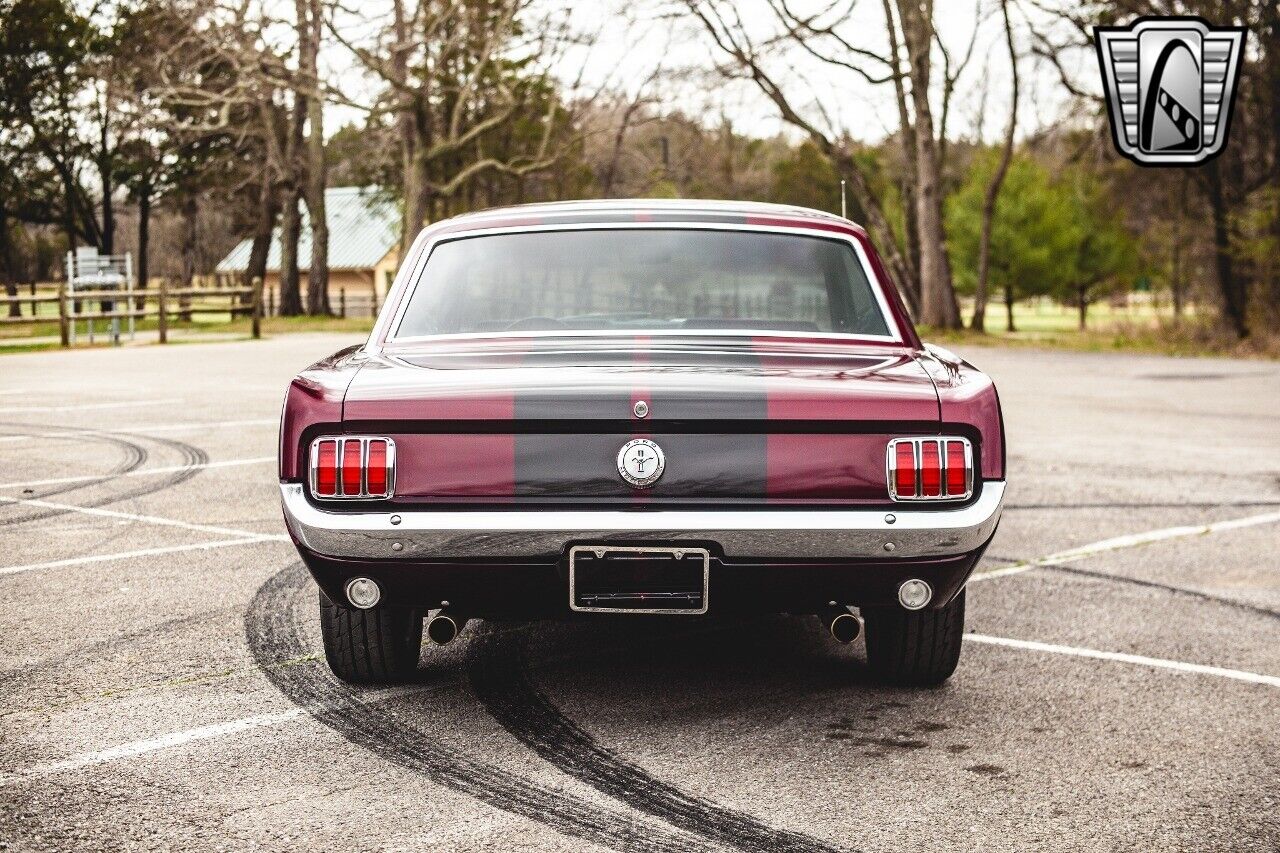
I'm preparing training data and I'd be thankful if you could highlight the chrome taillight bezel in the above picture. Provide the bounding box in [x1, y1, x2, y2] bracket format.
[886, 437, 973, 502]
[309, 436, 396, 500]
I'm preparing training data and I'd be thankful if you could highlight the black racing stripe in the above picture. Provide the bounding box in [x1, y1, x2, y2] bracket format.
[513, 354, 634, 499]
[644, 345, 768, 500]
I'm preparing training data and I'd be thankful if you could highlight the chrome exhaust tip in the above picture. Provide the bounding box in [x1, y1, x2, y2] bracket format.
[820, 605, 863, 644]
[426, 611, 465, 645]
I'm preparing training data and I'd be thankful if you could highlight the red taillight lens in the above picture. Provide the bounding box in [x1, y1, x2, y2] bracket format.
[894, 442, 917, 498]
[315, 439, 338, 496]
[311, 436, 395, 500]
[888, 437, 972, 502]
[366, 440, 388, 496]
[945, 439, 967, 496]
[341, 439, 363, 495]
[920, 440, 942, 497]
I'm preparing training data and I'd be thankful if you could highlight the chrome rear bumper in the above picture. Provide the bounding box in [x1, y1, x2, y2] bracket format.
[280, 481, 1004, 562]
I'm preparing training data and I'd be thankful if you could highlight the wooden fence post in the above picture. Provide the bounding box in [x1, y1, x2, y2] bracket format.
[339, 287, 346, 318]
[267, 286, 275, 317]
[29, 282, 36, 316]
[157, 278, 168, 344]
[251, 277, 263, 339]
[57, 282, 69, 348]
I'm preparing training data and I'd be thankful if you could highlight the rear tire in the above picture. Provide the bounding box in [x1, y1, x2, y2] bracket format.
[319, 591, 424, 684]
[863, 588, 965, 686]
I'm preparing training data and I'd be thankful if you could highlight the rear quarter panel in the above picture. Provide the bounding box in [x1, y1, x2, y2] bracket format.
[279, 345, 365, 481]
[918, 346, 1005, 481]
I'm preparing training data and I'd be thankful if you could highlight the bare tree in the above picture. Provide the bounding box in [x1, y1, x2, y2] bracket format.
[298, 0, 330, 315]
[972, 0, 1019, 332]
[894, 0, 960, 327]
[683, 0, 923, 317]
[332, 0, 568, 253]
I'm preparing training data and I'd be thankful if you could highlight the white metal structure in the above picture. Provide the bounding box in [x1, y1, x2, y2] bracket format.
[66, 247, 134, 345]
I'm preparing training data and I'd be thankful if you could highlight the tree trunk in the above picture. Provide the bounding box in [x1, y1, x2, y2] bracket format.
[1204, 161, 1248, 338]
[881, 0, 921, 290]
[0, 199, 18, 319]
[392, 0, 422, 256]
[245, 173, 277, 293]
[896, 0, 960, 329]
[180, 195, 197, 288]
[1170, 174, 1185, 319]
[300, 0, 330, 316]
[278, 187, 304, 317]
[278, 80, 307, 318]
[972, 0, 1018, 333]
[99, 119, 114, 255]
[830, 149, 920, 317]
[136, 187, 150, 309]
[1078, 285, 1088, 331]
[1003, 284, 1015, 332]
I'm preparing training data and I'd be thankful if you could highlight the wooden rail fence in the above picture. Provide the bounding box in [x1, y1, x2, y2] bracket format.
[0, 278, 262, 346]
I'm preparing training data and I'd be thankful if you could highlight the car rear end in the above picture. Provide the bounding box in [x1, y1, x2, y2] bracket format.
[279, 202, 1005, 685]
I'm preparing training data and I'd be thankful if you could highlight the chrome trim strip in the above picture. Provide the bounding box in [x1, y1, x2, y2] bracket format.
[886, 436, 973, 503]
[568, 545, 711, 615]
[280, 481, 1005, 561]
[307, 436, 397, 500]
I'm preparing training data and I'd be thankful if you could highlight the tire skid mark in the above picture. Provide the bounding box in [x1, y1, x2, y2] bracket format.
[0, 431, 147, 525]
[467, 626, 849, 853]
[245, 562, 719, 853]
[0, 425, 209, 528]
[990, 556, 1280, 622]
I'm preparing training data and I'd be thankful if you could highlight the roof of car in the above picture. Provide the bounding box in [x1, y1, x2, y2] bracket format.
[423, 199, 867, 238]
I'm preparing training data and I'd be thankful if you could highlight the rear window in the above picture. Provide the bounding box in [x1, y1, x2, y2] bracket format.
[394, 228, 893, 338]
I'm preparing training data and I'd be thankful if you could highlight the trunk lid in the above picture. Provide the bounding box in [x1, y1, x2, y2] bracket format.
[343, 336, 940, 505]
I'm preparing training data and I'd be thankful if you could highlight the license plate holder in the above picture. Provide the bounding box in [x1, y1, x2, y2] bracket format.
[568, 545, 710, 614]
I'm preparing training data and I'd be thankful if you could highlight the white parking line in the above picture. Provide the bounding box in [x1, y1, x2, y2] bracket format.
[970, 510, 1280, 582]
[966, 633, 1280, 688]
[0, 418, 276, 444]
[4, 621, 1276, 787]
[4, 398, 183, 414]
[0, 537, 285, 577]
[0, 495, 288, 541]
[0, 684, 426, 785]
[0, 708, 307, 785]
[3, 502, 1276, 781]
[0, 457, 275, 490]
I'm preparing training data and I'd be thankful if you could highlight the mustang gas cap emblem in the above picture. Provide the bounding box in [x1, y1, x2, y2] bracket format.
[617, 438, 665, 489]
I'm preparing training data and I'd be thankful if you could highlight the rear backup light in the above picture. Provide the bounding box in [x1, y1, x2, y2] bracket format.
[309, 436, 396, 500]
[887, 437, 973, 502]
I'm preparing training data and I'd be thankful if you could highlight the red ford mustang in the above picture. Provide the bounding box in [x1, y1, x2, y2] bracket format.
[279, 200, 1005, 686]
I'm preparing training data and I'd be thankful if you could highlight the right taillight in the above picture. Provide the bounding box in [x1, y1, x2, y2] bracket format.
[887, 437, 973, 501]
[309, 436, 396, 500]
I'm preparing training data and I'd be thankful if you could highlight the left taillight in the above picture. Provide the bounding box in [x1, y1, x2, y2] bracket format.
[887, 437, 973, 502]
[309, 436, 395, 500]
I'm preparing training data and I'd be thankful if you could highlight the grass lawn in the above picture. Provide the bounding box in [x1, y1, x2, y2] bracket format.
[3, 293, 1272, 359]
[925, 299, 1276, 359]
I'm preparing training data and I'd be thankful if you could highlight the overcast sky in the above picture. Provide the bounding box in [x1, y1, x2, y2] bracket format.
[325, 1, 1100, 146]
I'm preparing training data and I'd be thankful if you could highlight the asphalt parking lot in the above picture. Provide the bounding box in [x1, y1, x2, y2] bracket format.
[1, 335, 1277, 852]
